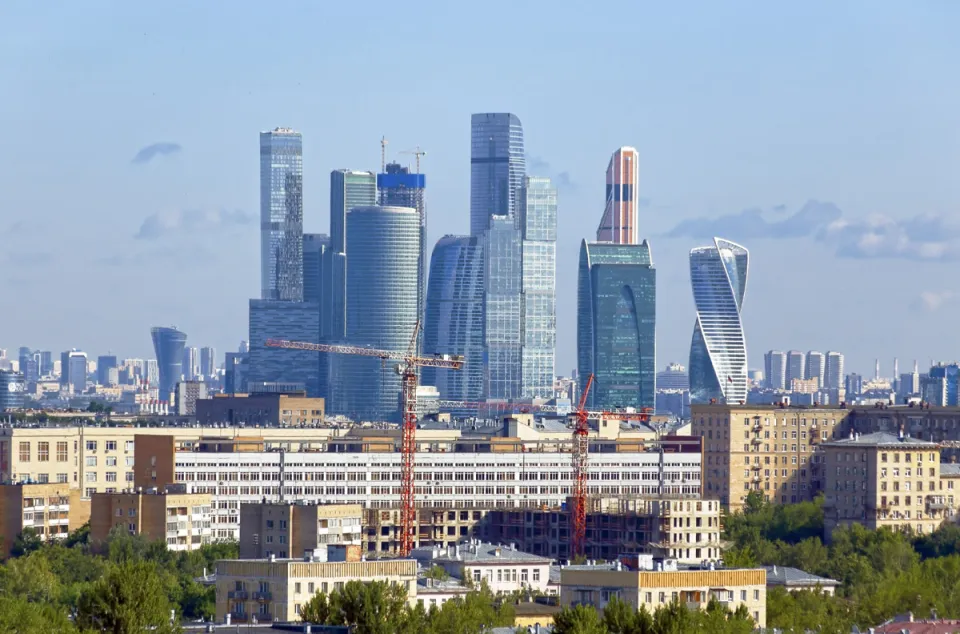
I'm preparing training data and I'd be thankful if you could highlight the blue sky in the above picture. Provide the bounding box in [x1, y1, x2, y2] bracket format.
[1, 1, 958, 377]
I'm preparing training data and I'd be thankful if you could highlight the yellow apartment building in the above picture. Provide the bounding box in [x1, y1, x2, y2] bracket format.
[90, 486, 213, 551]
[0, 482, 89, 557]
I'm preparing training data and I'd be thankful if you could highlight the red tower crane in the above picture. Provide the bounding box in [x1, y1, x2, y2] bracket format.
[265, 322, 463, 556]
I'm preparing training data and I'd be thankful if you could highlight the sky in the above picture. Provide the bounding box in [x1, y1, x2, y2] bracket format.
[1, 1, 959, 378]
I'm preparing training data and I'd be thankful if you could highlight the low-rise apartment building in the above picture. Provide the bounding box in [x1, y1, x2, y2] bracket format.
[415, 541, 552, 595]
[822, 432, 946, 536]
[239, 502, 363, 559]
[215, 557, 417, 624]
[195, 393, 325, 427]
[762, 565, 839, 595]
[90, 486, 213, 551]
[560, 561, 766, 628]
[690, 404, 852, 510]
[0, 483, 89, 556]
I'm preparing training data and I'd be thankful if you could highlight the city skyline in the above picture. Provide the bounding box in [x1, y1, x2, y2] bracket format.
[2, 3, 959, 377]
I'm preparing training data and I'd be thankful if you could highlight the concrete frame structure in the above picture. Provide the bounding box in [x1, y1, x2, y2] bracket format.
[90, 487, 213, 551]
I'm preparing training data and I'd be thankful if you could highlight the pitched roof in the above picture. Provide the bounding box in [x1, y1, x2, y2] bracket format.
[761, 565, 839, 588]
[822, 432, 938, 448]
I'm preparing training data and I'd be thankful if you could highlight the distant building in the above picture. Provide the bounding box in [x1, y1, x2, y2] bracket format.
[596, 146, 640, 244]
[805, 351, 825, 387]
[224, 352, 248, 395]
[470, 113, 525, 237]
[926, 363, 960, 406]
[483, 215, 523, 401]
[61, 350, 88, 394]
[762, 565, 838, 595]
[175, 381, 208, 416]
[195, 393, 324, 426]
[182, 347, 199, 381]
[656, 363, 689, 391]
[577, 240, 656, 411]
[302, 233, 329, 305]
[417, 542, 551, 595]
[199, 347, 217, 378]
[151, 327, 187, 401]
[260, 127, 303, 302]
[18, 348, 38, 385]
[825, 352, 844, 390]
[96, 355, 118, 386]
[239, 502, 363, 559]
[655, 390, 689, 419]
[785, 351, 805, 388]
[90, 487, 213, 551]
[845, 373, 863, 398]
[248, 300, 321, 397]
[0, 371, 26, 411]
[38, 351, 53, 377]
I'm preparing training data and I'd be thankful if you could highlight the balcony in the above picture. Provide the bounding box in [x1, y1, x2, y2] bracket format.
[752, 422, 763, 431]
[253, 591, 272, 601]
[751, 437, 762, 445]
[228, 590, 248, 600]
[750, 464, 761, 471]
[751, 476, 761, 483]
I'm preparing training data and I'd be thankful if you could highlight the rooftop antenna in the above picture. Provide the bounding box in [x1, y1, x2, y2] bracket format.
[380, 136, 388, 172]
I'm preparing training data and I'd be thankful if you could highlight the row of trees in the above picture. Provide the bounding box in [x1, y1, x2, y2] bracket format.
[551, 597, 755, 634]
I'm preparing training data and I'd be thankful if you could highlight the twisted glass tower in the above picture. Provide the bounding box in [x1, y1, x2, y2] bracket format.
[688, 238, 749, 404]
[151, 327, 187, 400]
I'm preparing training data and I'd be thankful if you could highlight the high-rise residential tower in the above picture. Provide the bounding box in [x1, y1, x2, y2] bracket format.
[470, 113, 525, 236]
[763, 351, 787, 390]
[421, 235, 485, 402]
[785, 351, 805, 388]
[182, 347, 200, 381]
[825, 352, 844, 389]
[805, 351, 825, 388]
[596, 147, 640, 244]
[151, 327, 187, 400]
[688, 238, 748, 405]
[577, 240, 657, 410]
[330, 206, 420, 421]
[200, 347, 217, 378]
[483, 215, 523, 400]
[259, 128, 303, 301]
[518, 176, 557, 399]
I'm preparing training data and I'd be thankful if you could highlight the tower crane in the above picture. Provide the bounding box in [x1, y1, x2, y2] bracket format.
[265, 321, 463, 556]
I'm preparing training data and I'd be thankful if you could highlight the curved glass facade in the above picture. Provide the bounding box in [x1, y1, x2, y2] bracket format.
[470, 113, 525, 236]
[260, 128, 303, 301]
[422, 235, 484, 402]
[330, 206, 420, 421]
[151, 326, 187, 400]
[577, 240, 656, 410]
[688, 238, 749, 404]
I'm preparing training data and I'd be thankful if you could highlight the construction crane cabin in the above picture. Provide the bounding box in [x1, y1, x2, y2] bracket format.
[265, 321, 463, 556]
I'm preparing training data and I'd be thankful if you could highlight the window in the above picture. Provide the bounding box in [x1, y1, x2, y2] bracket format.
[106, 441, 117, 451]
[473, 570, 481, 583]
[86, 441, 97, 452]
[19, 442, 30, 462]
[85, 457, 97, 467]
[740, 590, 747, 601]
[295, 582, 301, 594]
[106, 457, 117, 467]
[266, 520, 274, 529]
[280, 520, 288, 529]
[533, 569, 540, 582]
[125, 441, 134, 452]
[754, 590, 760, 600]
[85, 473, 96, 482]
[57, 473, 68, 483]
[38, 442, 50, 462]
[56, 442, 68, 462]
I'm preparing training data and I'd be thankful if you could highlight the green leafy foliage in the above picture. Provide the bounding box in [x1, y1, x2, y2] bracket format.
[552, 597, 754, 634]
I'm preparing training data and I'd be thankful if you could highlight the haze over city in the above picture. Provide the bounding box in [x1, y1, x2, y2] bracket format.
[2, 1, 959, 376]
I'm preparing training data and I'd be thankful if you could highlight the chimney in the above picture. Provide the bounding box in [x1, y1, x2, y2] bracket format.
[773, 565, 777, 575]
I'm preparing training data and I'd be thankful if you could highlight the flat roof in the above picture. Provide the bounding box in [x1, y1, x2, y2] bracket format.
[821, 432, 938, 448]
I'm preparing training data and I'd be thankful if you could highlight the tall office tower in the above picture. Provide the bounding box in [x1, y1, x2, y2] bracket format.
[825, 351, 844, 389]
[248, 300, 321, 396]
[763, 351, 787, 390]
[577, 239, 656, 410]
[483, 216, 523, 400]
[146, 359, 159, 387]
[38, 351, 53, 376]
[517, 176, 557, 399]
[260, 128, 303, 301]
[656, 363, 689, 391]
[96, 355, 118, 386]
[596, 146, 640, 244]
[325, 170, 377, 343]
[330, 206, 420, 420]
[151, 327, 187, 400]
[688, 238, 749, 405]
[302, 233, 330, 304]
[805, 351, 825, 388]
[421, 235, 485, 402]
[784, 351, 805, 388]
[66, 351, 88, 394]
[239, 341, 250, 354]
[0, 370, 25, 411]
[182, 347, 200, 381]
[845, 372, 863, 398]
[470, 113, 525, 236]
[379, 162, 427, 346]
[224, 351, 248, 394]
[17, 347, 38, 384]
[200, 347, 217, 378]
[59, 351, 72, 387]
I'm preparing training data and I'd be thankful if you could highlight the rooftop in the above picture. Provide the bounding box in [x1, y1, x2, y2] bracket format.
[417, 542, 551, 565]
[761, 565, 839, 588]
[416, 577, 470, 595]
[822, 432, 939, 448]
[941, 464, 960, 477]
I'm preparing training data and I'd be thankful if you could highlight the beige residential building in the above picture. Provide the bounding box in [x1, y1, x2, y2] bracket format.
[560, 564, 766, 627]
[215, 557, 417, 624]
[0, 483, 89, 557]
[822, 432, 946, 536]
[239, 502, 363, 559]
[195, 393, 325, 427]
[90, 486, 213, 551]
[416, 541, 553, 595]
[691, 404, 852, 510]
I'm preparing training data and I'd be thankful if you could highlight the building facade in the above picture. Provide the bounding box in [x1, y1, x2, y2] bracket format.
[96, 355, 118, 386]
[470, 113, 525, 236]
[577, 240, 656, 411]
[764, 351, 786, 390]
[596, 146, 640, 245]
[199, 347, 217, 379]
[0, 371, 26, 411]
[518, 176, 557, 399]
[90, 488, 213, 551]
[260, 128, 303, 302]
[483, 216, 523, 400]
[195, 393, 325, 426]
[247, 300, 321, 397]
[421, 235, 485, 402]
[806, 351, 825, 387]
[0, 483, 88, 556]
[785, 351, 805, 388]
[825, 352, 844, 390]
[688, 238, 749, 405]
[330, 206, 420, 420]
[239, 502, 363, 559]
[175, 380, 208, 416]
[182, 347, 199, 381]
[302, 233, 329, 305]
[151, 327, 187, 401]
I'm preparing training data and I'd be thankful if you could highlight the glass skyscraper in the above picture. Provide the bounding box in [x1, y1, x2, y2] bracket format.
[248, 300, 321, 396]
[422, 235, 485, 402]
[688, 238, 749, 405]
[96, 355, 118, 386]
[596, 147, 640, 245]
[330, 206, 420, 421]
[150, 327, 186, 400]
[302, 233, 330, 305]
[577, 240, 657, 410]
[470, 113, 525, 236]
[483, 215, 523, 400]
[518, 176, 557, 399]
[260, 128, 303, 301]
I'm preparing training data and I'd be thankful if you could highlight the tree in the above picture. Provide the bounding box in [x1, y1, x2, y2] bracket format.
[603, 596, 652, 634]
[425, 564, 450, 582]
[0, 552, 62, 603]
[326, 580, 408, 634]
[0, 595, 77, 634]
[553, 604, 606, 634]
[11, 528, 43, 557]
[76, 560, 181, 634]
[300, 591, 331, 624]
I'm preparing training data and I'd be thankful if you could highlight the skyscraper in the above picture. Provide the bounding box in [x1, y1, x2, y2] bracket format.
[518, 176, 557, 399]
[324, 170, 377, 343]
[260, 128, 303, 301]
[18, 347, 38, 385]
[577, 240, 657, 410]
[0, 370, 25, 411]
[421, 235, 484, 402]
[330, 206, 420, 420]
[66, 351, 88, 395]
[96, 355, 118, 386]
[596, 147, 640, 244]
[248, 300, 321, 396]
[151, 327, 187, 401]
[483, 215, 523, 400]
[688, 238, 748, 405]
[470, 113, 525, 236]
[785, 351, 805, 388]
[182, 347, 200, 381]
[805, 351, 825, 388]
[302, 233, 330, 305]
[764, 351, 787, 390]
[200, 347, 217, 378]
[825, 351, 844, 389]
